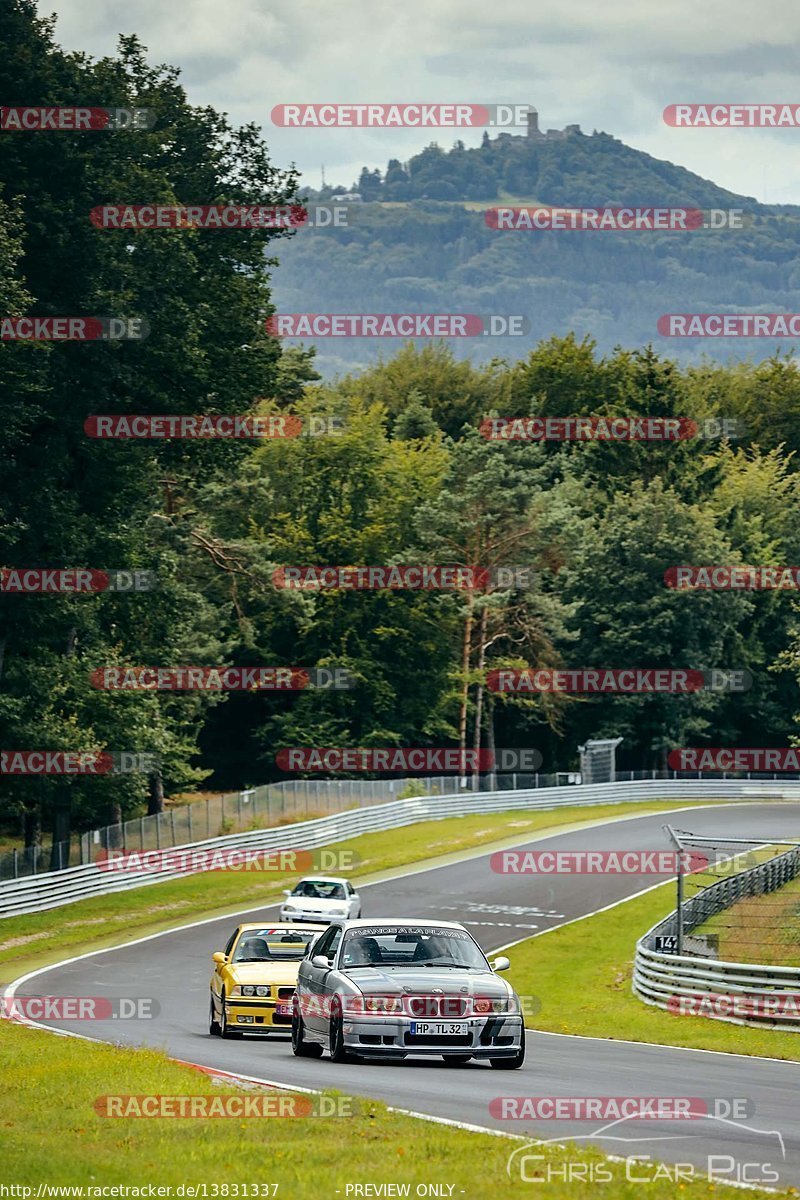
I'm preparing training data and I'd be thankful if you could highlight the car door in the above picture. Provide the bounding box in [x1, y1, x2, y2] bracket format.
[212, 928, 239, 1013]
[301, 924, 340, 1034]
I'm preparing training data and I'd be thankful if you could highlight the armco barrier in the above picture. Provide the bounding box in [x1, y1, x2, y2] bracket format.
[634, 841, 800, 1030]
[3, 777, 800, 919]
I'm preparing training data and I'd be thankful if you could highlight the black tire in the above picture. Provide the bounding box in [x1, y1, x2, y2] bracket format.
[329, 997, 356, 1062]
[209, 994, 221, 1036]
[445, 1054, 472, 1064]
[292, 997, 323, 1058]
[489, 1027, 525, 1070]
[220, 989, 243, 1039]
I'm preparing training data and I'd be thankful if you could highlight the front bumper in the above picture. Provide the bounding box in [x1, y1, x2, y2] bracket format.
[224, 993, 295, 1032]
[340, 1013, 524, 1057]
[280, 909, 342, 924]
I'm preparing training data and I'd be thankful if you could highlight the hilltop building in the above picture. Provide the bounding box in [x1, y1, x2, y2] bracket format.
[525, 107, 581, 141]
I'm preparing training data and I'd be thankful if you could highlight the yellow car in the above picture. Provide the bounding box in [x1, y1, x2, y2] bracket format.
[209, 921, 326, 1038]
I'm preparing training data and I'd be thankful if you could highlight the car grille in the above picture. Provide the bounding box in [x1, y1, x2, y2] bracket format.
[406, 996, 468, 1018]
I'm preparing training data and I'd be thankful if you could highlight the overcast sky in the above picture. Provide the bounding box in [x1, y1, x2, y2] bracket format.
[45, 0, 800, 203]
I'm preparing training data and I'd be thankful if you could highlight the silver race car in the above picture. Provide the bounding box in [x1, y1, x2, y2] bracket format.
[291, 918, 525, 1068]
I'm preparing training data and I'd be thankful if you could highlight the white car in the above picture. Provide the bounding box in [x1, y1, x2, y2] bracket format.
[280, 876, 361, 924]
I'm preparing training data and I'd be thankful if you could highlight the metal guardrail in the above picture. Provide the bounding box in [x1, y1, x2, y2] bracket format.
[4, 776, 800, 919]
[634, 843, 800, 1029]
[6, 766, 800, 882]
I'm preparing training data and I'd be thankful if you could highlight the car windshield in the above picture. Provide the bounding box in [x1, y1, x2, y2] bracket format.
[291, 880, 346, 900]
[232, 928, 318, 962]
[340, 926, 489, 969]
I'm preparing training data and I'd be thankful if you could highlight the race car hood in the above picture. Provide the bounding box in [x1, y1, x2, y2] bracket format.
[227, 962, 301, 987]
[343, 967, 511, 998]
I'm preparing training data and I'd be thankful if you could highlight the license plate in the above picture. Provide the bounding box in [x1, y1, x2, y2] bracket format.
[410, 1021, 468, 1036]
[275, 1003, 292, 1016]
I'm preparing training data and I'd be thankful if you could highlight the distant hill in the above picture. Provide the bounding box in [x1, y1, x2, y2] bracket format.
[272, 129, 800, 375]
[314, 127, 757, 209]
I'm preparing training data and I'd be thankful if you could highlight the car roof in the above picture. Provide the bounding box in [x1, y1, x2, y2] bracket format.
[293, 876, 351, 885]
[237, 921, 327, 932]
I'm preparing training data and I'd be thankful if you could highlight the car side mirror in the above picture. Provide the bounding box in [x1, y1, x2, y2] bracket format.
[212, 952, 227, 965]
[491, 955, 510, 972]
[282, 889, 292, 897]
[312, 955, 332, 969]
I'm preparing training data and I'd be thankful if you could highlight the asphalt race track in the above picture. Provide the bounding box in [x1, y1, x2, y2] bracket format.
[11, 803, 800, 1188]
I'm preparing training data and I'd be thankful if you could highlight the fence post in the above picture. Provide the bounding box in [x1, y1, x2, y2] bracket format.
[12, 849, 18, 879]
[170, 809, 176, 845]
[156, 814, 161, 850]
[140, 816, 144, 851]
[188, 805, 193, 842]
[237, 791, 243, 828]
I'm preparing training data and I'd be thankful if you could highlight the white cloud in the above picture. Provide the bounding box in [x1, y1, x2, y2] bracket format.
[45, 0, 800, 202]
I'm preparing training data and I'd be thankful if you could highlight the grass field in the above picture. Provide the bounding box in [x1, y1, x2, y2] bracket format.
[0, 1019, 782, 1198]
[1, 799, 727, 979]
[508, 880, 800, 1060]
[691, 865, 800, 967]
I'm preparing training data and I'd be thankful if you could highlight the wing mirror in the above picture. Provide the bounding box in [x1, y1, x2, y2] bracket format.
[212, 952, 227, 965]
[491, 955, 510, 972]
[282, 889, 292, 897]
[312, 955, 332, 969]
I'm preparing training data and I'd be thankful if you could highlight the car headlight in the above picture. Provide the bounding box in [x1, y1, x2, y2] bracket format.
[360, 996, 403, 1014]
[330, 907, 348, 916]
[283, 903, 297, 911]
[241, 985, 255, 997]
[473, 996, 515, 1014]
[256, 986, 269, 997]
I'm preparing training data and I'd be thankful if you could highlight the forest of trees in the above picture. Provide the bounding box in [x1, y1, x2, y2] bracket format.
[3, 2, 800, 861]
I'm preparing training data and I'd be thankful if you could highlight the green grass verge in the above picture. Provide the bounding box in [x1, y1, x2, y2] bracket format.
[1, 800, 722, 980]
[508, 881, 800, 1060]
[0, 1020, 782, 1197]
[692, 859, 800, 967]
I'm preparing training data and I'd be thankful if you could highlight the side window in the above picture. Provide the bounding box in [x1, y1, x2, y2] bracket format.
[224, 929, 238, 957]
[328, 927, 343, 961]
[312, 926, 338, 959]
